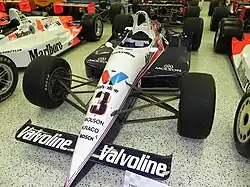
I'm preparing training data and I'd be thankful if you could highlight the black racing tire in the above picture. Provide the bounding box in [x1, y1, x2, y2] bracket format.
[183, 17, 204, 51]
[178, 73, 216, 139]
[214, 18, 243, 54]
[208, 0, 219, 16]
[186, 6, 200, 17]
[234, 93, 250, 159]
[109, 3, 125, 24]
[80, 14, 103, 41]
[112, 14, 133, 33]
[188, 0, 199, 6]
[210, 6, 229, 31]
[0, 56, 18, 102]
[132, 0, 140, 13]
[23, 56, 71, 109]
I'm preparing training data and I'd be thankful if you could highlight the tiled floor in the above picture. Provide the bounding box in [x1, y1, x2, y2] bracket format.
[1, 2, 250, 187]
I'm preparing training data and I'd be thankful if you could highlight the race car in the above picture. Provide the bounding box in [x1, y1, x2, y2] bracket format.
[131, 0, 201, 25]
[212, 17, 250, 158]
[16, 11, 216, 186]
[0, 8, 103, 103]
[209, 0, 250, 31]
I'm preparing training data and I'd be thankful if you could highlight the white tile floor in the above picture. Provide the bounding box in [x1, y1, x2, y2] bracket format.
[1, 2, 250, 187]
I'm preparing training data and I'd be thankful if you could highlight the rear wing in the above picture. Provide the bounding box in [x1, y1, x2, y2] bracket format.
[15, 119, 172, 180]
[53, 1, 95, 14]
[0, 0, 31, 12]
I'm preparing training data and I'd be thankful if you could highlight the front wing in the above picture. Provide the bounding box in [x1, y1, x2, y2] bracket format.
[15, 120, 172, 180]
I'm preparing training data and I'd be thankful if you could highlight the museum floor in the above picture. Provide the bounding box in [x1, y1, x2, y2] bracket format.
[0, 2, 250, 187]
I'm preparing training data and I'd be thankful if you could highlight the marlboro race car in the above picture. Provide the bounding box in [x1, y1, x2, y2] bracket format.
[213, 17, 250, 158]
[16, 11, 216, 186]
[0, 8, 103, 102]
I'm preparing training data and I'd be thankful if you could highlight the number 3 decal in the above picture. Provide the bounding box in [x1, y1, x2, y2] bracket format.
[90, 91, 110, 115]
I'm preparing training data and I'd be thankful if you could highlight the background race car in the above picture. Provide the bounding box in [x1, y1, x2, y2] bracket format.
[0, 8, 103, 102]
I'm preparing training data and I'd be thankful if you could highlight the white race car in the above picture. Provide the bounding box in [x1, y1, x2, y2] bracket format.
[0, 8, 103, 102]
[16, 12, 216, 186]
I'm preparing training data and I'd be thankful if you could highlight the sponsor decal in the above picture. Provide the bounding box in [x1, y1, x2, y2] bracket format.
[16, 30, 31, 38]
[82, 125, 99, 133]
[88, 57, 107, 63]
[101, 70, 128, 86]
[28, 42, 63, 61]
[237, 57, 250, 89]
[84, 117, 104, 126]
[16, 125, 73, 151]
[79, 134, 94, 141]
[44, 21, 61, 29]
[96, 84, 119, 93]
[93, 144, 172, 179]
[112, 51, 135, 58]
[0, 49, 22, 54]
[155, 64, 181, 73]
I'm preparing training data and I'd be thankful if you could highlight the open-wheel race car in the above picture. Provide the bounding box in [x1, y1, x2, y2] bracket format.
[16, 11, 215, 186]
[209, 0, 250, 31]
[131, 0, 201, 25]
[212, 17, 250, 158]
[0, 8, 103, 103]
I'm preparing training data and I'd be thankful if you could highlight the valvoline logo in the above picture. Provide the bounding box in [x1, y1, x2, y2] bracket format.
[101, 70, 128, 85]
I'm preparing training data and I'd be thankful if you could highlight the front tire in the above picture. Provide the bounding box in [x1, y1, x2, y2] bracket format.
[178, 73, 216, 139]
[23, 56, 71, 109]
[234, 93, 250, 158]
[80, 14, 103, 41]
[0, 56, 18, 102]
[214, 18, 243, 54]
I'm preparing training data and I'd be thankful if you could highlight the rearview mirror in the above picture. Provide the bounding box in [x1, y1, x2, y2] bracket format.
[105, 42, 113, 49]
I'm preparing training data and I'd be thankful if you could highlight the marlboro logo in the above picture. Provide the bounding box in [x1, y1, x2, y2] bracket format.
[98, 145, 170, 178]
[16, 126, 73, 151]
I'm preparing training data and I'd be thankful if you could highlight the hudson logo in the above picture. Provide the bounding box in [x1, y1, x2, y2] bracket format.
[16, 126, 73, 151]
[98, 145, 170, 178]
[29, 42, 63, 60]
[101, 70, 128, 85]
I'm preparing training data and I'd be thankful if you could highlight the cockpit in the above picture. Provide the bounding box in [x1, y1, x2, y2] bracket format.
[119, 11, 154, 48]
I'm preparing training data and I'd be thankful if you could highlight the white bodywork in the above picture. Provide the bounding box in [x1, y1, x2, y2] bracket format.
[232, 36, 250, 92]
[65, 11, 165, 187]
[0, 9, 82, 68]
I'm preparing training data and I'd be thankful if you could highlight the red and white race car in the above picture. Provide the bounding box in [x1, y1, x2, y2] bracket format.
[0, 8, 103, 102]
[213, 17, 250, 159]
[15, 11, 216, 186]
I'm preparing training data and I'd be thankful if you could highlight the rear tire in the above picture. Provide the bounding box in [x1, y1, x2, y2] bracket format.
[208, 0, 219, 16]
[214, 18, 243, 54]
[186, 6, 200, 17]
[0, 56, 18, 102]
[23, 56, 71, 109]
[80, 14, 103, 41]
[210, 6, 229, 31]
[183, 17, 204, 51]
[178, 73, 216, 139]
[109, 3, 125, 24]
[234, 93, 250, 159]
[112, 14, 133, 33]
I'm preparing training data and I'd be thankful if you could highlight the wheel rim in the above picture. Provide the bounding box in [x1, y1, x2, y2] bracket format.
[95, 19, 103, 37]
[0, 63, 13, 95]
[236, 96, 250, 143]
[48, 67, 70, 102]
